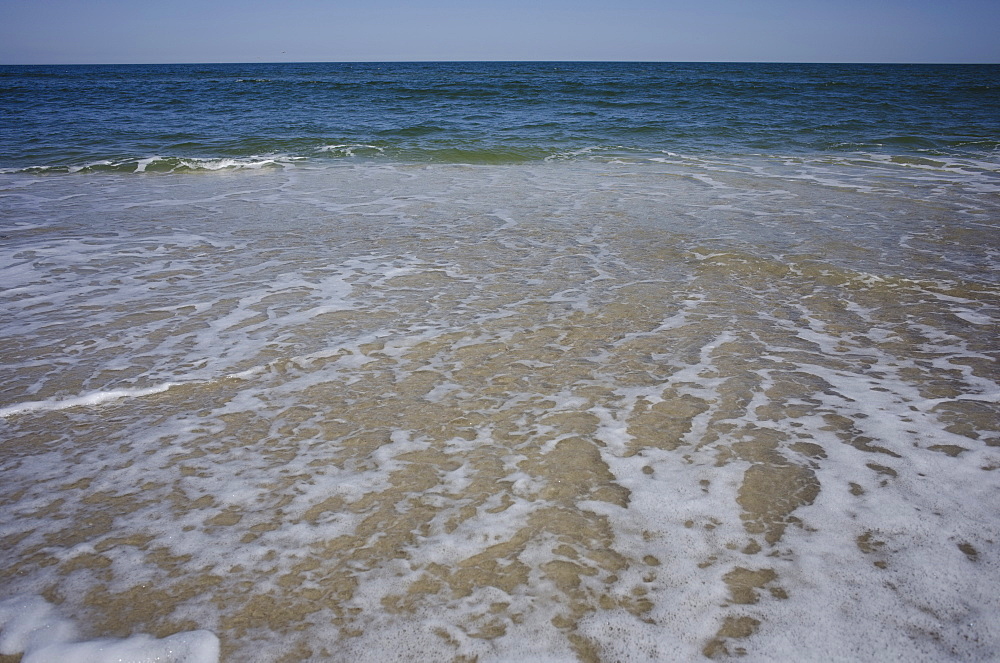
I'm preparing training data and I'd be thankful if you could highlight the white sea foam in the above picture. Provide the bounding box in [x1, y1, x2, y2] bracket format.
[318, 144, 387, 157]
[0, 160, 997, 661]
[0, 384, 181, 418]
[0, 596, 218, 663]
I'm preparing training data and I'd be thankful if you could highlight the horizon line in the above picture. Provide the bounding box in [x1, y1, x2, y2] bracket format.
[3, 59, 998, 67]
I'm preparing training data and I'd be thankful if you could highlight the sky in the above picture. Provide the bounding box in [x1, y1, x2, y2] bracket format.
[1, 0, 998, 65]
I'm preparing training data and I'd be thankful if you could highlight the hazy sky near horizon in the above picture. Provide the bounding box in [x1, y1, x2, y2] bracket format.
[1, 0, 997, 65]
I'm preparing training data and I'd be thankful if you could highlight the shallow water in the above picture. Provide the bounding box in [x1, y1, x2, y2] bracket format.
[1, 156, 998, 660]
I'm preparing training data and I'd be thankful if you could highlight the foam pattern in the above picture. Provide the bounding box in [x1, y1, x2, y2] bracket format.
[1, 159, 997, 661]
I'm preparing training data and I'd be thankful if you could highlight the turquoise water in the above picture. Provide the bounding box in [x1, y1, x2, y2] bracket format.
[1, 63, 999, 662]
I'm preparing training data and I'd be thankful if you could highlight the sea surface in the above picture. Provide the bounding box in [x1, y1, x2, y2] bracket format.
[1, 62, 999, 662]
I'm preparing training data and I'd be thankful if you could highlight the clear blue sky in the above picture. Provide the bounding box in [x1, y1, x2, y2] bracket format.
[1, 0, 997, 64]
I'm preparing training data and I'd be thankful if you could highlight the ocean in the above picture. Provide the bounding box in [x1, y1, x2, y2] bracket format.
[0, 62, 998, 662]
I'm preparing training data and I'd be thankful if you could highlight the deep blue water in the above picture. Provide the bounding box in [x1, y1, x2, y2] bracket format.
[2, 61, 999, 171]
